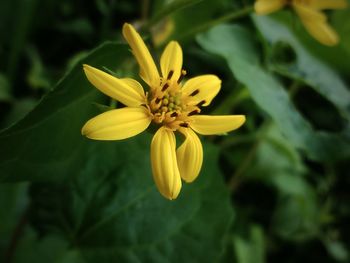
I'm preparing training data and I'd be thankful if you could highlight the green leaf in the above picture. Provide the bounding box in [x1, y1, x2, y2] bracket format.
[323, 239, 349, 262]
[13, 231, 69, 263]
[233, 225, 265, 263]
[240, 125, 319, 242]
[271, 173, 320, 241]
[0, 42, 128, 182]
[253, 15, 350, 121]
[254, 124, 305, 178]
[16, 140, 233, 262]
[26, 47, 51, 91]
[197, 24, 350, 161]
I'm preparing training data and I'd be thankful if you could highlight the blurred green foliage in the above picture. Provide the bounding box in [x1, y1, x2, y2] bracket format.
[1, 0, 350, 262]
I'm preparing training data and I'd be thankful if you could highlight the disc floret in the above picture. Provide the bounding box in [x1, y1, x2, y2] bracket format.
[147, 69, 200, 131]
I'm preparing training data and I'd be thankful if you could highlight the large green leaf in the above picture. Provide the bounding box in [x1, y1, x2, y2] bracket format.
[13, 139, 233, 263]
[253, 15, 350, 121]
[0, 42, 128, 182]
[197, 24, 350, 161]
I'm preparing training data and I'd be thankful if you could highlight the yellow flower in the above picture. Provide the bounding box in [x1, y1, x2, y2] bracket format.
[81, 23, 245, 200]
[254, 0, 348, 46]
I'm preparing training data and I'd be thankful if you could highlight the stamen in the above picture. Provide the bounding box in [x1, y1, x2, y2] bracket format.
[180, 122, 189, 128]
[167, 70, 174, 80]
[197, 100, 206, 107]
[177, 69, 187, 84]
[170, 112, 178, 117]
[161, 82, 169, 92]
[155, 98, 161, 104]
[188, 110, 199, 116]
[190, 89, 199, 96]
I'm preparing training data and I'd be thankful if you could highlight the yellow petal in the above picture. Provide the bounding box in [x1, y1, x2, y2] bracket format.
[302, 18, 339, 46]
[293, 4, 339, 46]
[254, 0, 286, 15]
[160, 41, 183, 81]
[151, 127, 182, 200]
[308, 0, 348, 10]
[83, 65, 145, 107]
[82, 107, 151, 140]
[190, 115, 246, 135]
[120, 78, 145, 96]
[177, 128, 203, 183]
[182, 75, 221, 107]
[122, 23, 160, 87]
[293, 3, 327, 22]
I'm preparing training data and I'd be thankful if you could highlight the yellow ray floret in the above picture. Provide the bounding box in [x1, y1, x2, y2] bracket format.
[82, 23, 246, 199]
[176, 128, 203, 183]
[151, 127, 182, 200]
[82, 107, 151, 140]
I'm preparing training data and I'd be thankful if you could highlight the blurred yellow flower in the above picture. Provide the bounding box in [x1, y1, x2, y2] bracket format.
[254, 0, 348, 46]
[151, 18, 175, 47]
[81, 23, 245, 200]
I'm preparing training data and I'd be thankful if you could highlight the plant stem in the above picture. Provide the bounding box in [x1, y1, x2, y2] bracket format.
[178, 6, 253, 40]
[288, 79, 301, 98]
[227, 122, 270, 192]
[4, 209, 29, 263]
[227, 80, 300, 192]
[144, 0, 203, 29]
[141, 0, 150, 22]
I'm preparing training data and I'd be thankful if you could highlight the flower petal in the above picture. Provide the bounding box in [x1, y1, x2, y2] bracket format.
[82, 107, 151, 140]
[293, 3, 327, 22]
[83, 65, 145, 107]
[301, 18, 339, 46]
[122, 23, 160, 87]
[308, 0, 348, 10]
[120, 78, 146, 96]
[160, 41, 183, 81]
[190, 115, 246, 135]
[182, 75, 221, 107]
[254, 0, 286, 15]
[177, 128, 203, 183]
[151, 127, 182, 200]
[293, 4, 339, 46]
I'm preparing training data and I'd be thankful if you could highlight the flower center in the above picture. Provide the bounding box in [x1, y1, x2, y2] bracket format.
[147, 69, 200, 131]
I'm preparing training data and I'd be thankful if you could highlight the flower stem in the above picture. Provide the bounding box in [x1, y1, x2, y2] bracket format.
[141, 0, 150, 21]
[178, 5, 253, 40]
[227, 121, 270, 192]
[144, 0, 203, 29]
[4, 208, 29, 263]
[227, 80, 300, 192]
